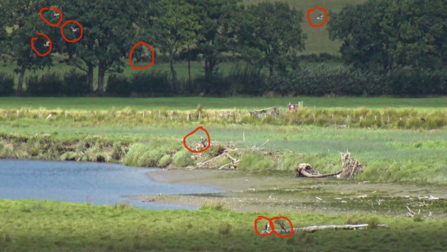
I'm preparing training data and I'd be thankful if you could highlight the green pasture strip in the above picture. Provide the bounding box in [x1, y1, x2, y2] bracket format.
[0, 97, 446, 111]
[0, 199, 446, 252]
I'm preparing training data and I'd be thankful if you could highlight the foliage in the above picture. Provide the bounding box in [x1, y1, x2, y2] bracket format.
[0, 73, 14, 96]
[26, 73, 63, 97]
[328, 0, 447, 71]
[227, 66, 267, 96]
[172, 149, 196, 167]
[1, 0, 56, 94]
[60, 0, 142, 94]
[189, 0, 242, 80]
[130, 71, 176, 97]
[62, 69, 90, 97]
[106, 74, 131, 97]
[149, 0, 203, 82]
[236, 1, 306, 76]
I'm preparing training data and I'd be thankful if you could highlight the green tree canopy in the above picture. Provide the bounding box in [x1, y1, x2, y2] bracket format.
[328, 0, 447, 71]
[236, 2, 306, 76]
[2, 0, 56, 94]
[149, 0, 203, 82]
[60, 0, 142, 95]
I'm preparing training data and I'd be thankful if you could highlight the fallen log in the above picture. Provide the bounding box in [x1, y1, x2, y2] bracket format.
[295, 163, 342, 178]
[294, 151, 363, 179]
[263, 223, 388, 234]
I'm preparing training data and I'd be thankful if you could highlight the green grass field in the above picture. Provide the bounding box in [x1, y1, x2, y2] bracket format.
[0, 199, 446, 252]
[0, 97, 446, 111]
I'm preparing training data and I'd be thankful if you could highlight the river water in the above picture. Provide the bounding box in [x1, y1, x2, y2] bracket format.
[0, 160, 224, 210]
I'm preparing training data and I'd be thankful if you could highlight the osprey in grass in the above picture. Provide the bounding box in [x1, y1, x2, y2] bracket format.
[317, 14, 324, 20]
[264, 223, 270, 233]
[279, 220, 287, 232]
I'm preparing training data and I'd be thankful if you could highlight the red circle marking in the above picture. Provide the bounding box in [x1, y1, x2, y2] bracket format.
[254, 216, 274, 236]
[39, 7, 63, 27]
[183, 126, 211, 153]
[270, 216, 294, 238]
[60, 20, 83, 42]
[31, 32, 52, 57]
[307, 5, 328, 28]
[129, 42, 155, 70]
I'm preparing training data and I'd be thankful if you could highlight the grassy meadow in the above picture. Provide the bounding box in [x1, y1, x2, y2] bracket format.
[1, 97, 447, 111]
[0, 199, 446, 252]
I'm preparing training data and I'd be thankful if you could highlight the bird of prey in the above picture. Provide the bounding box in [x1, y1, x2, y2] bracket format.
[71, 26, 80, 32]
[44, 41, 50, 47]
[264, 223, 270, 233]
[54, 13, 60, 17]
[317, 14, 323, 20]
[279, 220, 287, 232]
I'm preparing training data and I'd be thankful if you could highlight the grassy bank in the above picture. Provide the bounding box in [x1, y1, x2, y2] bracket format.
[0, 199, 445, 252]
[1, 121, 447, 184]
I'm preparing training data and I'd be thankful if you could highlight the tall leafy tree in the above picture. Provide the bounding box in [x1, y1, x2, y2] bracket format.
[2, 0, 56, 95]
[329, 0, 447, 71]
[60, 0, 142, 95]
[236, 2, 306, 76]
[149, 0, 202, 82]
[189, 0, 241, 78]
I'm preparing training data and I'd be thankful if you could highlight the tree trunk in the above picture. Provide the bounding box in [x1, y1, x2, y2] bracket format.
[87, 63, 94, 93]
[188, 45, 191, 92]
[97, 62, 106, 96]
[169, 53, 177, 83]
[205, 56, 217, 78]
[17, 65, 27, 95]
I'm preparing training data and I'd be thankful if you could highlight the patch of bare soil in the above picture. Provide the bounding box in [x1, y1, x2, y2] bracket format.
[129, 169, 447, 220]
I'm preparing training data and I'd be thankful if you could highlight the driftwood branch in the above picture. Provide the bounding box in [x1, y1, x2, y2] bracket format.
[295, 151, 363, 179]
[262, 223, 388, 234]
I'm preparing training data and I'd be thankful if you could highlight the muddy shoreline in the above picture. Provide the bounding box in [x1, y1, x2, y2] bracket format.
[129, 169, 447, 219]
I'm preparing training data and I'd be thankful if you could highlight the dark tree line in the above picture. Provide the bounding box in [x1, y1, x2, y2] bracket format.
[0, 0, 446, 97]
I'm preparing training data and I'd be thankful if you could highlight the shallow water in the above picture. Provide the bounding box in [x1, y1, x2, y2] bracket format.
[0, 160, 224, 210]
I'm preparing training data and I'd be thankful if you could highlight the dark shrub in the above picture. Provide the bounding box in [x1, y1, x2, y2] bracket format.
[227, 66, 267, 96]
[26, 72, 62, 96]
[193, 72, 230, 96]
[130, 71, 174, 96]
[0, 73, 14, 96]
[62, 69, 89, 96]
[106, 74, 131, 97]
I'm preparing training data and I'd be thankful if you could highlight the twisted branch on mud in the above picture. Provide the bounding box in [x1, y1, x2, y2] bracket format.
[263, 223, 388, 234]
[295, 150, 363, 179]
[196, 145, 240, 169]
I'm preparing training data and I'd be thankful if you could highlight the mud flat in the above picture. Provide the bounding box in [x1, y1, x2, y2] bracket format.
[131, 169, 447, 219]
